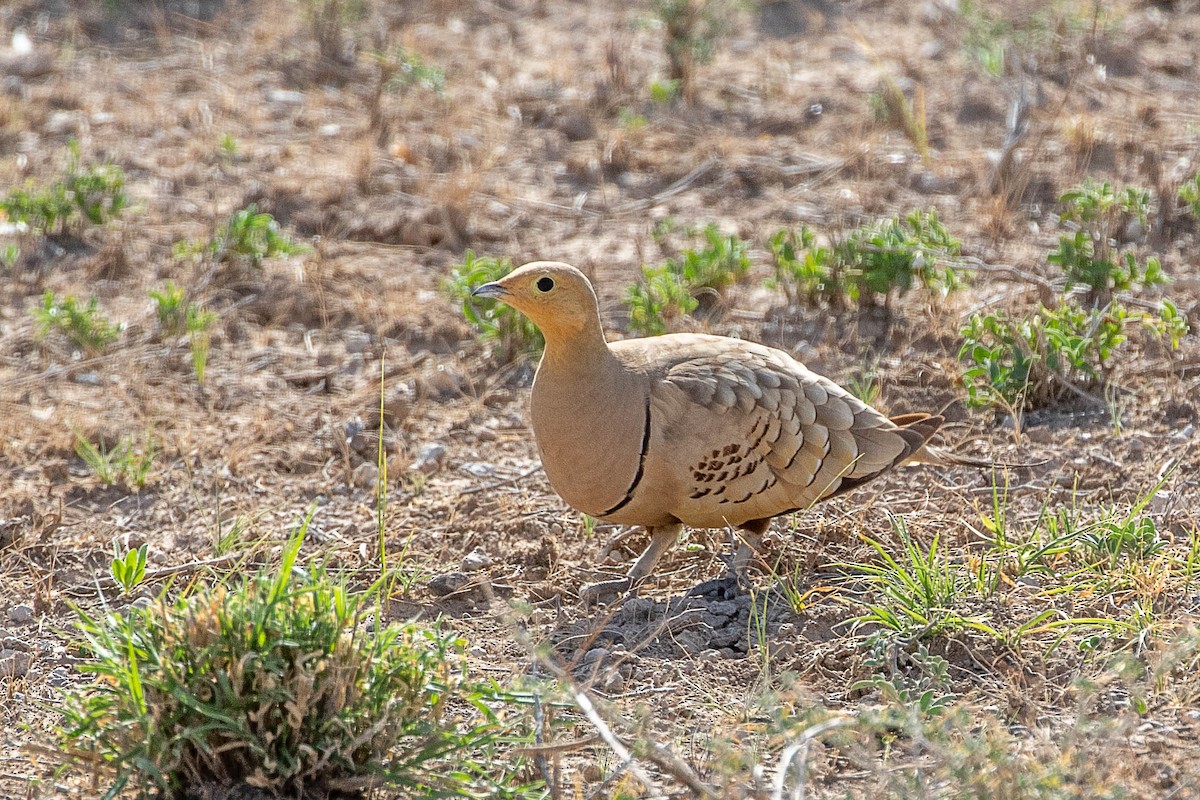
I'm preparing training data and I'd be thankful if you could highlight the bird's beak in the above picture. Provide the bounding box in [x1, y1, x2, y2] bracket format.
[471, 282, 509, 300]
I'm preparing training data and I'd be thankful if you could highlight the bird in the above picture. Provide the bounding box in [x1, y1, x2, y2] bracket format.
[472, 261, 971, 603]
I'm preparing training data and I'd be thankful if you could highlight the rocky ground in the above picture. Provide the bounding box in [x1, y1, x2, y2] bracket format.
[1, 0, 1200, 797]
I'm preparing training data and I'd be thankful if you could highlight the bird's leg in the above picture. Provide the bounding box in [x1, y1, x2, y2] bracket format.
[687, 520, 769, 600]
[731, 530, 761, 590]
[580, 523, 681, 605]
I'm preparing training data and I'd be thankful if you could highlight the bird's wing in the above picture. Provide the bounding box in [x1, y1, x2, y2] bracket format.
[619, 335, 939, 526]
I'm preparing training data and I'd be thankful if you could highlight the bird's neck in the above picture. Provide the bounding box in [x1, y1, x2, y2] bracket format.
[537, 313, 613, 374]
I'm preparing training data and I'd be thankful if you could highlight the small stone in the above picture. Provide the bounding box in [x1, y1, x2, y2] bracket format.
[352, 462, 378, 489]
[0, 650, 31, 677]
[427, 572, 470, 597]
[345, 331, 372, 354]
[49, 666, 70, 687]
[461, 547, 493, 572]
[8, 604, 32, 625]
[697, 648, 722, 662]
[268, 89, 305, 105]
[601, 671, 625, 693]
[410, 443, 447, 474]
[319, 123, 341, 137]
[1, 637, 30, 651]
[582, 647, 609, 665]
[1022, 424, 1051, 443]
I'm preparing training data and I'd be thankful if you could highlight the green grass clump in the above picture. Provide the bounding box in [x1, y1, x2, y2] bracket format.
[33, 291, 120, 353]
[149, 282, 219, 383]
[75, 432, 156, 490]
[624, 223, 750, 335]
[1, 142, 128, 236]
[959, 300, 1185, 410]
[768, 209, 962, 309]
[444, 250, 544, 363]
[57, 515, 541, 799]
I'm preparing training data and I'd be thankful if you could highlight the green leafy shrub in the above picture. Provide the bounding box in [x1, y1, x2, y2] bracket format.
[176, 205, 305, 270]
[768, 209, 962, 308]
[1178, 171, 1200, 220]
[624, 264, 699, 336]
[959, 301, 1186, 410]
[33, 291, 120, 353]
[767, 225, 842, 307]
[57, 516, 539, 799]
[624, 223, 750, 335]
[1, 142, 128, 235]
[110, 542, 148, 597]
[1051, 179, 1162, 305]
[444, 251, 543, 363]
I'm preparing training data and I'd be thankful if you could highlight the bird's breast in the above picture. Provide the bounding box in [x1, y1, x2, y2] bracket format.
[530, 370, 649, 519]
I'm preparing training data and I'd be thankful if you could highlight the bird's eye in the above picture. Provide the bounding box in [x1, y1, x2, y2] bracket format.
[536, 276, 555, 292]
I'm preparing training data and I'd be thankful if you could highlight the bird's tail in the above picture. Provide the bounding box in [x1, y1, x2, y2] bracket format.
[890, 413, 1045, 469]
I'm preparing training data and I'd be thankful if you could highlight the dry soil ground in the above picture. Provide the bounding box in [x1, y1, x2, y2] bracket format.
[2, 0, 1200, 797]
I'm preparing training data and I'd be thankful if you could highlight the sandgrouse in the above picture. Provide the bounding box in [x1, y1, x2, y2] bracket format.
[473, 261, 956, 603]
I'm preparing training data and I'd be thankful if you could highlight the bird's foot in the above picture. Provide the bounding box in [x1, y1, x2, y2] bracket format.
[579, 576, 637, 606]
[685, 573, 748, 601]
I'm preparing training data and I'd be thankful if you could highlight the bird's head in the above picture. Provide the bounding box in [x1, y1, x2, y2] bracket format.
[471, 261, 602, 343]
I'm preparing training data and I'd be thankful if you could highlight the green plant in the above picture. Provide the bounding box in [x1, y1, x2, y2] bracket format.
[1, 243, 19, 269]
[648, 78, 681, 104]
[1, 141, 128, 235]
[75, 432, 156, 489]
[377, 47, 445, 95]
[651, 0, 730, 104]
[768, 210, 962, 309]
[840, 515, 998, 642]
[110, 542, 148, 597]
[1051, 179, 1162, 306]
[34, 291, 120, 353]
[218, 133, 239, 164]
[1178, 171, 1200, 220]
[444, 251, 544, 363]
[209, 204, 306, 269]
[623, 223, 749, 335]
[851, 639, 956, 716]
[767, 226, 842, 307]
[187, 303, 218, 383]
[148, 281, 187, 333]
[57, 513, 541, 799]
[624, 264, 699, 336]
[959, 301, 1186, 410]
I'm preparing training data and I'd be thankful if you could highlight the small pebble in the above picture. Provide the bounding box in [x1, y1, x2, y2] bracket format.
[0, 650, 32, 678]
[461, 547, 493, 572]
[582, 647, 609, 665]
[410, 443, 447, 474]
[427, 572, 470, 597]
[8, 604, 33, 625]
